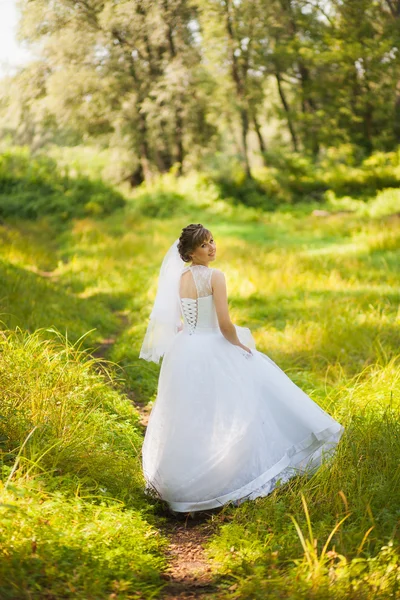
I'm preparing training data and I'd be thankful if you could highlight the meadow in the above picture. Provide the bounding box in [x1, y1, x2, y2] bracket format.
[0, 148, 399, 598]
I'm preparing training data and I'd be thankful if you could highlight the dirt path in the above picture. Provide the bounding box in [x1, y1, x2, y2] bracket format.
[132, 397, 222, 599]
[92, 313, 222, 599]
[160, 516, 219, 599]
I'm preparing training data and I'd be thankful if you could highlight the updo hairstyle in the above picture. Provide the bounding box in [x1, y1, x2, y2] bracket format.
[178, 224, 212, 263]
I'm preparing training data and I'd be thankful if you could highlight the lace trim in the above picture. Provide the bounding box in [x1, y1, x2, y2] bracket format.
[190, 265, 213, 298]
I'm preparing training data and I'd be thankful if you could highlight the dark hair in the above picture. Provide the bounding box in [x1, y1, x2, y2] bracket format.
[178, 224, 212, 262]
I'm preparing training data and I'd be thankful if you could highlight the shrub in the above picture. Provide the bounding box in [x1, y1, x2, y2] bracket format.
[0, 148, 125, 220]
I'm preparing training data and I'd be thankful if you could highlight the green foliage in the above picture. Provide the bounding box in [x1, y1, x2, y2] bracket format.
[0, 148, 125, 220]
[205, 368, 400, 598]
[188, 146, 400, 211]
[210, 170, 280, 211]
[0, 482, 166, 600]
[0, 258, 119, 344]
[0, 327, 166, 598]
[261, 146, 400, 204]
[131, 190, 190, 219]
[0, 328, 147, 504]
[361, 188, 400, 218]
[0, 154, 400, 597]
[2, 0, 400, 178]
[127, 170, 265, 223]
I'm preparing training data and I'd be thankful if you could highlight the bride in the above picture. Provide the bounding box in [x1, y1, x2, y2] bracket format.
[139, 223, 344, 513]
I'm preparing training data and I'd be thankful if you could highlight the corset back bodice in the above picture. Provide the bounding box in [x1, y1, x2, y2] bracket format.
[179, 265, 219, 334]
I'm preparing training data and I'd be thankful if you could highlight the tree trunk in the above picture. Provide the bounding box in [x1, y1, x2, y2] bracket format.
[279, 1, 319, 155]
[175, 109, 184, 176]
[394, 79, 400, 143]
[252, 109, 268, 165]
[224, 0, 252, 178]
[111, 27, 153, 180]
[362, 80, 374, 153]
[275, 71, 298, 152]
[385, 0, 400, 17]
[297, 63, 319, 156]
[385, 0, 400, 141]
[363, 104, 373, 153]
[240, 108, 252, 178]
[164, 0, 185, 175]
[137, 110, 152, 182]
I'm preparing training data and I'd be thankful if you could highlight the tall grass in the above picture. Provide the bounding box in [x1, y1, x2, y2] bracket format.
[0, 327, 147, 502]
[0, 146, 399, 597]
[204, 327, 400, 598]
[0, 481, 166, 600]
[0, 328, 166, 599]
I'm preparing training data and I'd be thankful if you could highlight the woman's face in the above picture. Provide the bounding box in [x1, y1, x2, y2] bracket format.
[190, 234, 216, 266]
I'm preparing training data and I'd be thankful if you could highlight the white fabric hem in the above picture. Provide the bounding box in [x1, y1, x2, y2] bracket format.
[164, 422, 344, 513]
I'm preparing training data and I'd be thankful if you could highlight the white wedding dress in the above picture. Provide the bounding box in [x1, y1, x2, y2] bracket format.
[142, 264, 344, 512]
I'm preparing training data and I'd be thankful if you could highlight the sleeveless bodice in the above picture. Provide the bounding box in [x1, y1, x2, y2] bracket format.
[179, 265, 219, 334]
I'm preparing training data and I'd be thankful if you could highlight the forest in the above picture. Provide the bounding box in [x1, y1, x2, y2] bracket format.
[2, 1, 400, 184]
[0, 1, 400, 599]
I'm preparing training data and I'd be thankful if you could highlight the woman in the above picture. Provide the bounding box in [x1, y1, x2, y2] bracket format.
[139, 223, 344, 513]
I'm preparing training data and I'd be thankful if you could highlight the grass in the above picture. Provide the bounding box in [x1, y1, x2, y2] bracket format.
[0, 328, 167, 599]
[0, 481, 166, 600]
[204, 358, 400, 598]
[0, 150, 399, 597]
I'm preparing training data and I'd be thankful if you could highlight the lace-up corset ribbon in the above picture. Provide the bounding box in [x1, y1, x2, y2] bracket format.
[179, 266, 219, 335]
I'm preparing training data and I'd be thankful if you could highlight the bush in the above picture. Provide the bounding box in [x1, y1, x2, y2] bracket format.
[0, 148, 125, 220]
[131, 190, 189, 219]
[212, 172, 279, 211]
[212, 146, 400, 208]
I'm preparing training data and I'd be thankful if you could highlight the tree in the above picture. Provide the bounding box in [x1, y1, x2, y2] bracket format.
[11, 0, 216, 182]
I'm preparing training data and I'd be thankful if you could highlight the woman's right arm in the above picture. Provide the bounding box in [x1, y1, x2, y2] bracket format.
[212, 269, 252, 353]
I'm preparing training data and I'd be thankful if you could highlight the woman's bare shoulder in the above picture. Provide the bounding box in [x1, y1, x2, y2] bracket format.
[211, 268, 226, 288]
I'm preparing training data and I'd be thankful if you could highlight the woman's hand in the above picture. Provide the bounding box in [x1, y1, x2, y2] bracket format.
[238, 343, 252, 355]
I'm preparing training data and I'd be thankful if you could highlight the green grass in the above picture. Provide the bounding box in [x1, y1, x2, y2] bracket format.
[0, 149, 400, 597]
[0, 328, 167, 599]
[204, 358, 400, 598]
[0, 481, 166, 600]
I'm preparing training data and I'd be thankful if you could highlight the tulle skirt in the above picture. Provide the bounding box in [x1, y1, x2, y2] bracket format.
[141, 325, 344, 512]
